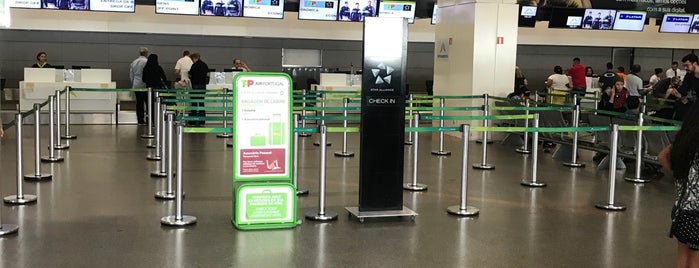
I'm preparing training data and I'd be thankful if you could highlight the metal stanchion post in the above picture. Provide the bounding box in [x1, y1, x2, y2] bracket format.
[0, 206, 18, 235]
[563, 104, 585, 168]
[25, 103, 52, 180]
[299, 89, 311, 137]
[54, 90, 69, 150]
[473, 96, 494, 170]
[595, 124, 626, 210]
[313, 99, 332, 147]
[147, 93, 161, 149]
[217, 88, 232, 138]
[147, 97, 162, 159]
[293, 114, 309, 195]
[432, 98, 451, 155]
[447, 124, 479, 216]
[62, 86, 76, 139]
[156, 112, 177, 199]
[477, 94, 493, 144]
[305, 125, 338, 221]
[405, 94, 414, 145]
[521, 114, 546, 187]
[404, 114, 428, 191]
[152, 103, 168, 177]
[4, 114, 38, 204]
[334, 98, 354, 157]
[41, 96, 63, 162]
[626, 112, 650, 183]
[161, 123, 197, 226]
[141, 88, 155, 138]
[516, 99, 531, 154]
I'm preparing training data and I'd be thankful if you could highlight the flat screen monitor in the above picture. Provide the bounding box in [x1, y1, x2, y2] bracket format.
[42, 0, 89, 10]
[224, 68, 245, 72]
[378, 1, 416, 24]
[581, 9, 615, 30]
[518, 5, 537, 27]
[90, 0, 134, 12]
[690, 14, 699, 34]
[298, 0, 338, 21]
[659, 13, 693, 33]
[52, 65, 65, 69]
[9, 0, 41, 9]
[72, 65, 91, 69]
[156, 0, 199, 15]
[613, 10, 646, 31]
[430, 4, 437, 25]
[337, 0, 377, 22]
[201, 0, 242, 16]
[243, 0, 284, 19]
[548, 8, 584, 29]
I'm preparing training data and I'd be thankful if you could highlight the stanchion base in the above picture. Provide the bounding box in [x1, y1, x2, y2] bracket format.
[54, 144, 70, 150]
[3, 194, 37, 204]
[431, 150, 452, 156]
[304, 209, 338, 221]
[62, 135, 77, 139]
[146, 144, 156, 149]
[313, 141, 332, 147]
[334, 151, 355, 157]
[594, 202, 626, 211]
[226, 142, 233, 147]
[403, 183, 428, 191]
[296, 188, 309, 195]
[404, 141, 413, 145]
[446, 205, 480, 216]
[476, 140, 494, 144]
[146, 155, 161, 161]
[472, 164, 495, 170]
[345, 206, 417, 223]
[154, 191, 183, 200]
[40, 156, 64, 162]
[140, 134, 155, 139]
[150, 171, 167, 177]
[161, 215, 197, 226]
[298, 133, 311, 137]
[624, 176, 651, 183]
[515, 148, 531, 154]
[0, 224, 19, 236]
[521, 180, 547, 187]
[24, 173, 52, 181]
[563, 162, 586, 168]
[216, 133, 232, 138]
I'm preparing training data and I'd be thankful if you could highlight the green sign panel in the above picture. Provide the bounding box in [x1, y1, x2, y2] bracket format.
[234, 183, 298, 230]
[231, 72, 297, 230]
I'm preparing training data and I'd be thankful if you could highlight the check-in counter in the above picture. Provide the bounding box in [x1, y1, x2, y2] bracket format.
[20, 68, 117, 113]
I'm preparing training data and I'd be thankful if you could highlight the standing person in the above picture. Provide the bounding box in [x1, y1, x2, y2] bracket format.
[130, 47, 149, 125]
[546, 65, 570, 105]
[362, 0, 375, 17]
[339, 1, 350, 20]
[667, 61, 687, 82]
[509, 66, 529, 100]
[668, 54, 699, 120]
[142, 54, 168, 91]
[585, 66, 596, 77]
[174, 50, 193, 82]
[649, 68, 664, 88]
[658, 103, 699, 268]
[616, 66, 627, 82]
[565, 57, 586, 103]
[188, 52, 209, 126]
[598, 62, 618, 94]
[31, 52, 52, 68]
[233, 58, 251, 72]
[624, 64, 649, 112]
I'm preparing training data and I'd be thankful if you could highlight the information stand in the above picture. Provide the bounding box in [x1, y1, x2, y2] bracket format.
[232, 72, 298, 230]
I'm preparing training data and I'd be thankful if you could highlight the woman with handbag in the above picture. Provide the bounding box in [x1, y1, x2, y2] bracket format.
[659, 102, 699, 267]
[143, 54, 170, 107]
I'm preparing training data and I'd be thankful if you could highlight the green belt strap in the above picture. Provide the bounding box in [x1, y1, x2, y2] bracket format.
[469, 126, 610, 133]
[421, 114, 534, 121]
[40, 99, 51, 108]
[405, 126, 461, 132]
[159, 93, 231, 97]
[407, 106, 482, 111]
[166, 106, 233, 111]
[154, 89, 217, 93]
[294, 127, 318, 133]
[162, 99, 230, 103]
[488, 96, 510, 101]
[301, 115, 360, 121]
[183, 127, 231, 133]
[21, 109, 34, 119]
[643, 115, 681, 125]
[490, 106, 573, 111]
[406, 100, 436, 104]
[72, 88, 148, 92]
[314, 90, 360, 94]
[176, 116, 232, 121]
[618, 125, 680, 131]
[296, 106, 362, 111]
[432, 95, 483, 99]
[327, 127, 360, 133]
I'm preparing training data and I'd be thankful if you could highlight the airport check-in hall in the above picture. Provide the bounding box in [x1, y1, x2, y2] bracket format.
[1, 0, 699, 267]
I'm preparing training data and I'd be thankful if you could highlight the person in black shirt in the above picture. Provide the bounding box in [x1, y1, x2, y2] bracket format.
[597, 62, 617, 100]
[188, 52, 209, 126]
[668, 54, 699, 120]
[142, 54, 168, 90]
[31, 52, 52, 68]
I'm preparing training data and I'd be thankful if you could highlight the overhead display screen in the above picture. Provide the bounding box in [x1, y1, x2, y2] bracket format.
[518, 5, 536, 27]
[612, 10, 646, 31]
[243, 0, 284, 19]
[337, 0, 377, 22]
[582, 9, 615, 30]
[201, 0, 242, 16]
[430, 4, 437, 25]
[548, 8, 584, 29]
[690, 14, 699, 34]
[377, 1, 415, 24]
[659, 13, 693, 33]
[9, 0, 41, 9]
[156, 0, 199, 15]
[90, 0, 134, 12]
[298, 0, 338, 21]
[42, 0, 89, 10]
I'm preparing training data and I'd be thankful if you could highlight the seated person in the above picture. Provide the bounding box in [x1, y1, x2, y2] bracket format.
[599, 77, 627, 113]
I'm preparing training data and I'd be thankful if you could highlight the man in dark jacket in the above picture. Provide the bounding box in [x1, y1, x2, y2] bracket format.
[188, 52, 209, 126]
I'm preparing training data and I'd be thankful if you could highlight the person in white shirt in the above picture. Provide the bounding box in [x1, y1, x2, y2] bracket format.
[546, 65, 570, 104]
[130, 47, 149, 125]
[667, 61, 687, 82]
[649, 68, 663, 88]
[175, 50, 193, 82]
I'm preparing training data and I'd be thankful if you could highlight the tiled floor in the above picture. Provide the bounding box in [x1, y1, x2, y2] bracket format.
[0, 124, 678, 267]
